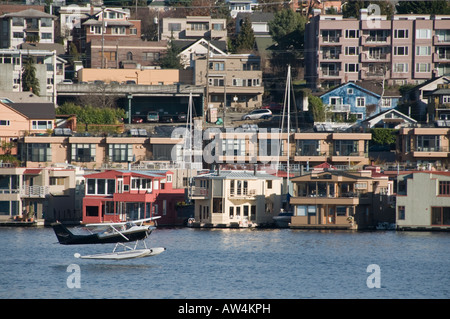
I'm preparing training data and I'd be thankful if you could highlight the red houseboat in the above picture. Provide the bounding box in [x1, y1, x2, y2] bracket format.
[82, 170, 185, 225]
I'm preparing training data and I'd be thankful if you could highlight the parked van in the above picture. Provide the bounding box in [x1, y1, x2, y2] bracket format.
[147, 111, 159, 122]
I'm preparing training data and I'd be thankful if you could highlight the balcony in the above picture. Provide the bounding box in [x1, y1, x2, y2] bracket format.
[321, 52, 341, 61]
[321, 69, 343, 78]
[319, 36, 341, 46]
[228, 188, 256, 199]
[361, 52, 390, 63]
[433, 52, 450, 63]
[328, 104, 350, 112]
[412, 146, 450, 158]
[434, 35, 450, 45]
[191, 186, 209, 199]
[20, 185, 50, 198]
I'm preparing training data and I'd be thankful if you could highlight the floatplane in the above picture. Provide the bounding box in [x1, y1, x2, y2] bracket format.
[51, 217, 166, 260]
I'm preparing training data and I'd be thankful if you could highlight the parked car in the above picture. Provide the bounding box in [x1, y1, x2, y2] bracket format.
[125, 80, 136, 85]
[241, 109, 273, 120]
[147, 111, 159, 122]
[131, 116, 145, 124]
[177, 112, 187, 122]
[60, 79, 73, 84]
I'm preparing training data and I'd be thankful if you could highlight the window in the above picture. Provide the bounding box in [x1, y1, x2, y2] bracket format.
[41, 33, 52, 40]
[108, 144, 133, 162]
[381, 98, 391, 108]
[26, 143, 51, 162]
[416, 135, 440, 151]
[112, 27, 126, 35]
[0, 120, 10, 126]
[439, 181, 450, 195]
[13, 32, 24, 39]
[393, 63, 408, 73]
[212, 23, 224, 31]
[130, 28, 137, 35]
[297, 140, 320, 156]
[345, 46, 358, 56]
[243, 62, 260, 70]
[208, 78, 224, 87]
[50, 177, 65, 186]
[431, 207, 450, 225]
[32, 120, 52, 130]
[71, 144, 96, 162]
[143, 52, 160, 61]
[416, 46, 431, 56]
[168, 23, 181, 31]
[443, 96, 450, 104]
[12, 17, 24, 26]
[394, 29, 408, 38]
[416, 29, 431, 39]
[334, 140, 358, 156]
[267, 180, 272, 189]
[398, 206, 405, 220]
[86, 179, 115, 195]
[347, 88, 354, 94]
[345, 63, 359, 73]
[415, 63, 431, 73]
[356, 97, 365, 107]
[209, 62, 224, 71]
[188, 22, 208, 31]
[345, 30, 359, 38]
[394, 46, 408, 56]
[330, 97, 343, 106]
[229, 206, 234, 219]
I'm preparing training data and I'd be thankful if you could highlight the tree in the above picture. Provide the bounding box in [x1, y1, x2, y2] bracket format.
[342, 1, 394, 19]
[234, 17, 255, 53]
[268, 9, 307, 78]
[396, 1, 450, 14]
[308, 95, 327, 122]
[256, 0, 286, 13]
[160, 39, 182, 69]
[22, 57, 40, 96]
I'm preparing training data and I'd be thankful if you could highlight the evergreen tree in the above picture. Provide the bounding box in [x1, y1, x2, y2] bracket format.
[160, 39, 182, 69]
[235, 17, 255, 53]
[22, 57, 40, 96]
[395, 1, 450, 14]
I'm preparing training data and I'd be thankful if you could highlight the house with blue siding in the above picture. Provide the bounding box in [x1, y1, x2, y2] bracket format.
[319, 81, 401, 122]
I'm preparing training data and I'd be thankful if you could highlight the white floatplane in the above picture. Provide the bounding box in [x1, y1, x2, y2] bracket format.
[51, 217, 166, 260]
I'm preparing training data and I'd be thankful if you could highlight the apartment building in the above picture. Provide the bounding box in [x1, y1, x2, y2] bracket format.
[0, 9, 56, 49]
[0, 49, 66, 101]
[191, 170, 282, 227]
[161, 16, 227, 41]
[193, 53, 263, 110]
[305, 9, 450, 89]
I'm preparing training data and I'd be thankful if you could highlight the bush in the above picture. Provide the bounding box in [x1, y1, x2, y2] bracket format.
[57, 102, 125, 125]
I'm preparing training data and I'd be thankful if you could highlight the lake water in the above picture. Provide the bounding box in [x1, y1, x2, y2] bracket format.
[0, 226, 449, 301]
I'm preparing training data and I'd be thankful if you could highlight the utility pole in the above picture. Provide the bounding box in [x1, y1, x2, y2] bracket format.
[101, 5, 105, 69]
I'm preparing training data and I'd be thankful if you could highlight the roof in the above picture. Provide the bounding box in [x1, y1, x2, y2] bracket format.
[320, 81, 401, 98]
[0, 91, 47, 103]
[84, 169, 168, 179]
[0, 8, 55, 19]
[236, 12, 274, 23]
[18, 43, 65, 56]
[362, 108, 417, 123]
[8, 102, 55, 119]
[174, 39, 227, 54]
[195, 170, 282, 180]
[430, 88, 450, 96]
[83, 19, 133, 26]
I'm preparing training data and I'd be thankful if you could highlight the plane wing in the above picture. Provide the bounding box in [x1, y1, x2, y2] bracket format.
[85, 216, 161, 228]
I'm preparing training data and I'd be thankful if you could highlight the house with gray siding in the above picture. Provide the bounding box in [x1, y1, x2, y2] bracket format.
[396, 171, 450, 231]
